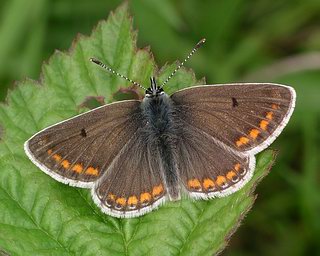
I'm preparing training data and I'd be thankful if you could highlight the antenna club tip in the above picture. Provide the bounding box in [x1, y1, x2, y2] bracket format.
[89, 57, 101, 65]
[196, 38, 206, 48]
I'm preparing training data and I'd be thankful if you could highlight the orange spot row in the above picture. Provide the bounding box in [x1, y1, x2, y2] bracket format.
[61, 160, 70, 169]
[152, 184, 164, 197]
[116, 197, 126, 206]
[249, 129, 260, 139]
[266, 111, 273, 120]
[272, 104, 279, 110]
[188, 164, 241, 191]
[236, 108, 276, 147]
[260, 109, 275, 130]
[72, 164, 83, 173]
[216, 176, 227, 186]
[47, 149, 99, 176]
[226, 171, 236, 180]
[188, 179, 201, 189]
[203, 178, 215, 190]
[140, 192, 152, 203]
[53, 154, 62, 162]
[86, 167, 98, 176]
[106, 184, 164, 209]
[236, 129, 260, 147]
[236, 136, 250, 147]
[260, 120, 269, 130]
[128, 196, 138, 205]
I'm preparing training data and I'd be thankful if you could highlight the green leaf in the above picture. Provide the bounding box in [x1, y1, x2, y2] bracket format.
[0, 3, 275, 255]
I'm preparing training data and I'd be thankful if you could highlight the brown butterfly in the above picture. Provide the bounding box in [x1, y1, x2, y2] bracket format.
[24, 39, 296, 218]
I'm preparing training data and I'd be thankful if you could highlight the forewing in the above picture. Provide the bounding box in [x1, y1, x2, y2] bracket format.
[176, 124, 255, 198]
[24, 100, 142, 188]
[92, 129, 166, 218]
[171, 83, 296, 154]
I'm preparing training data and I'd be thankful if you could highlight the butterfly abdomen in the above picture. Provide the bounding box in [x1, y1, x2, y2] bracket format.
[141, 94, 181, 200]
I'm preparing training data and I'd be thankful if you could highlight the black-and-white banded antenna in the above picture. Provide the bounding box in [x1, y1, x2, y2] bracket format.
[160, 38, 206, 89]
[89, 58, 147, 91]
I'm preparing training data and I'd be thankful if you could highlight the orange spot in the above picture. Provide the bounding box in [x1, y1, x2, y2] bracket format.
[53, 154, 61, 162]
[203, 178, 215, 190]
[236, 136, 249, 147]
[234, 163, 241, 172]
[128, 196, 138, 205]
[188, 179, 201, 189]
[260, 120, 269, 130]
[227, 171, 236, 180]
[140, 192, 152, 203]
[216, 176, 227, 186]
[47, 149, 53, 155]
[72, 164, 83, 173]
[152, 184, 164, 197]
[86, 167, 98, 176]
[272, 104, 279, 109]
[61, 160, 70, 169]
[249, 129, 260, 139]
[116, 197, 126, 206]
[107, 194, 116, 201]
[266, 111, 273, 120]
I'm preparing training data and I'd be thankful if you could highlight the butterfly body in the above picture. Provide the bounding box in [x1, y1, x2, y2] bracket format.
[142, 80, 181, 200]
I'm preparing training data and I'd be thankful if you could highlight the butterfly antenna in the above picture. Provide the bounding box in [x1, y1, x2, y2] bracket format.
[160, 38, 206, 89]
[89, 58, 147, 91]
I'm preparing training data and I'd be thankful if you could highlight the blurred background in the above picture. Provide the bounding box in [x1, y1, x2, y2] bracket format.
[0, 0, 319, 255]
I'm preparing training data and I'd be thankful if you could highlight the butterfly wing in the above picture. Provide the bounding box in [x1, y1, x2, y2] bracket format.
[176, 123, 255, 198]
[91, 129, 167, 218]
[24, 100, 143, 188]
[171, 83, 296, 155]
[171, 83, 295, 197]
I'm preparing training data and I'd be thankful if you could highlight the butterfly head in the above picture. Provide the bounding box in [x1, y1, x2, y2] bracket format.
[145, 77, 164, 98]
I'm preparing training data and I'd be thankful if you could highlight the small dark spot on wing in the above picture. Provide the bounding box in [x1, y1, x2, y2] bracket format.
[81, 128, 87, 137]
[232, 97, 238, 107]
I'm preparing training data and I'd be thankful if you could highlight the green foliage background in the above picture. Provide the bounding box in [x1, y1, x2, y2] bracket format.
[0, 0, 319, 255]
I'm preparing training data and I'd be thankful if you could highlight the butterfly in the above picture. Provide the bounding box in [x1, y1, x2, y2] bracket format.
[24, 39, 296, 218]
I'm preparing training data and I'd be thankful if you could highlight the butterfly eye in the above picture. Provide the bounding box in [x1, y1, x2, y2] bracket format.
[157, 88, 164, 94]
